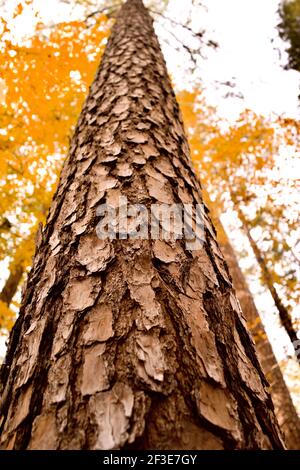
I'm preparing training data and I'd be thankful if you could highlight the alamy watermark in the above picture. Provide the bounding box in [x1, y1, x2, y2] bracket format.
[96, 196, 205, 250]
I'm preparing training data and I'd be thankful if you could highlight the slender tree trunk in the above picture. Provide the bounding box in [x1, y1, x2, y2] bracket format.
[236, 205, 300, 365]
[0, 263, 24, 332]
[0, 227, 35, 329]
[212, 213, 300, 449]
[0, 0, 284, 450]
[0, 219, 12, 232]
[0, 264, 24, 307]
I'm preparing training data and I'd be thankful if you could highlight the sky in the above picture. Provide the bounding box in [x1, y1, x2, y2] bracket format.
[200, 0, 299, 118]
[159, 0, 300, 119]
[0, 0, 299, 406]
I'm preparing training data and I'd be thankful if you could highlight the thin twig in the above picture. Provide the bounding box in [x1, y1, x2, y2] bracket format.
[159, 25, 199, 65]
[148, 7, 205, 39]
[149, 7, 218, 50]
[84, 2, 120, 22]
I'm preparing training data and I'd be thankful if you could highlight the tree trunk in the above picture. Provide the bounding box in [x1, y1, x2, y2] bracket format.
[0, 0, 284, 450]
[0, 264, 24, 307]
[0, 263, 24, 332]
[212, 213, 300, 449]
[236, 205, 300, 366]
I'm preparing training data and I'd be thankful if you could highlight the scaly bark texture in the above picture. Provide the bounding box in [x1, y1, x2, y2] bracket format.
[0, 0, 284, 450]
[213, 215, 300, 449]
[236, 206, 300, 366]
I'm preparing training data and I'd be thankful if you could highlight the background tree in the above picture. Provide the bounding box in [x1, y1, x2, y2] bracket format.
[209, 206, 300, 449]
[234, 203, 300, 366]
[278, 0, 300, 72]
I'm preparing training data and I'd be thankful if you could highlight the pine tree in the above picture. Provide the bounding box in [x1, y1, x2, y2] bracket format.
[0, 0, 284, 450]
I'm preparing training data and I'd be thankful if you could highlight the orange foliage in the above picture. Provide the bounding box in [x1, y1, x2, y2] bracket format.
[0, 1, 110, 332]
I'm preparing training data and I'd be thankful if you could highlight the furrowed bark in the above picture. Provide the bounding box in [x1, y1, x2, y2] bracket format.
[236, 205, 300, 366]
[213, 214, 300, 449]
[0, 0, 284, 450]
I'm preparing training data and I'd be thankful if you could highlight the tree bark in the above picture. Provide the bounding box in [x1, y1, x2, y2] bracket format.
[236, 205, 300, 366]
[212, 214, 300, 449]
[0, 0, 284, 450]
